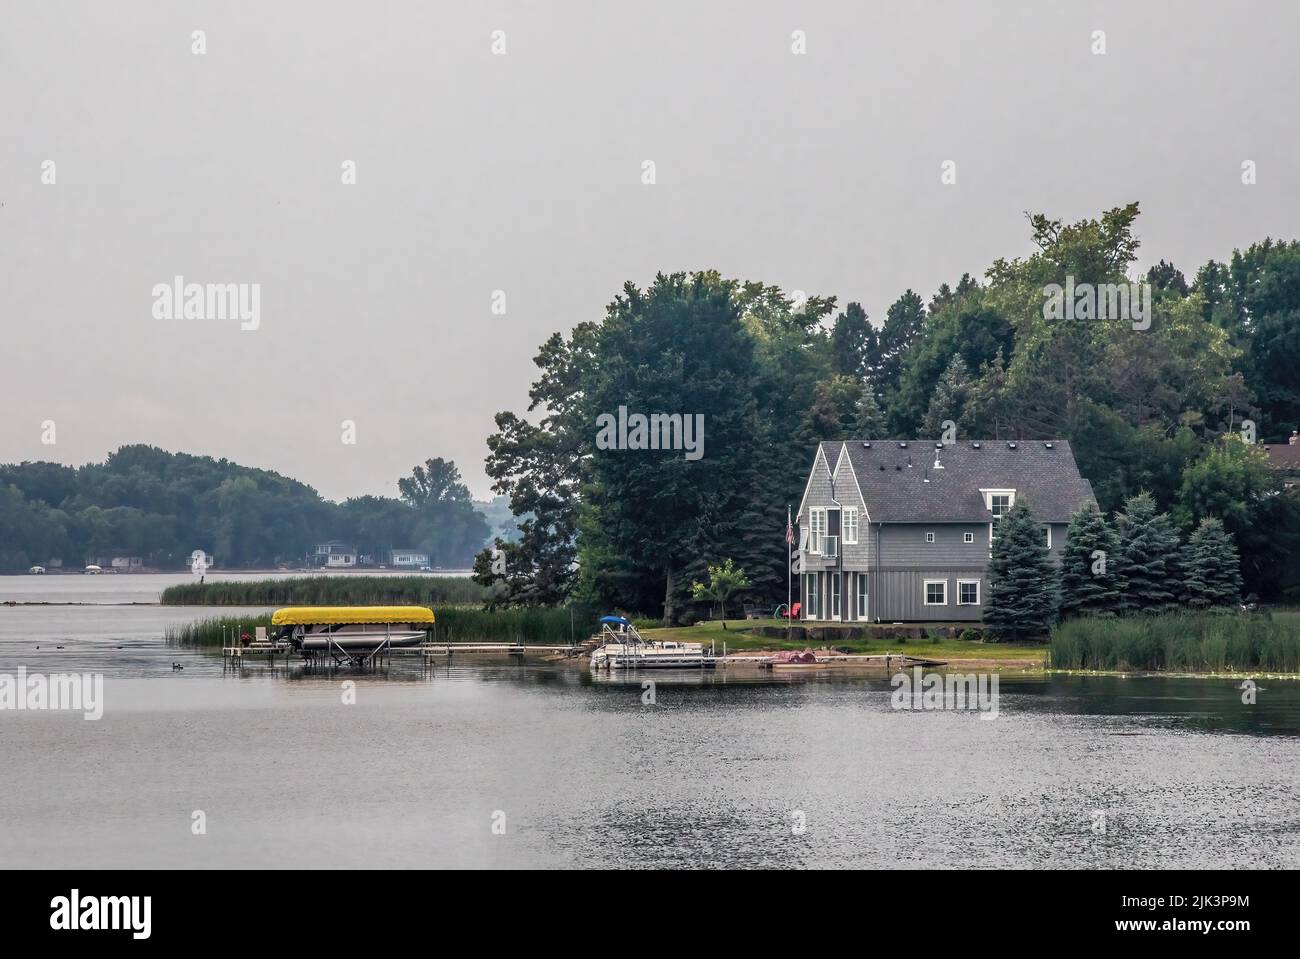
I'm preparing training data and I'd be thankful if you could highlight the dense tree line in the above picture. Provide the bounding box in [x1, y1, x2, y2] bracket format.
[480, 204, 1300, 620]
[0, 446, 489, 571]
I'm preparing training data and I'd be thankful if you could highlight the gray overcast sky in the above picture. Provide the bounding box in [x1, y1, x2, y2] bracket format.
[3, 1, 1297, 500]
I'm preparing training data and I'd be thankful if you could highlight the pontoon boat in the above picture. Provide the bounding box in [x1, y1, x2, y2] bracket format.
[589, 615, 715, 669]
[271, 606, 434, 652]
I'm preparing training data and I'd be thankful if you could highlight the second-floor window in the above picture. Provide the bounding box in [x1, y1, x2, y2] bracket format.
[843, 507, 859, 545]
[991, 493, 1012, 518]
[809, 509, 827, 553]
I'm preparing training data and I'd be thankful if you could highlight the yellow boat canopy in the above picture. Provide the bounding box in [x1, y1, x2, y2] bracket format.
[271, 606, 435, 626]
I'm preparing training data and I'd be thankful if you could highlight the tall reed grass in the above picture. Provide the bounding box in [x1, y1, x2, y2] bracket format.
[166, 607, 602, 648]
[165, 615, 273, 647]
[160, 576, 485, 607]
[1049, 612, 1300, 672]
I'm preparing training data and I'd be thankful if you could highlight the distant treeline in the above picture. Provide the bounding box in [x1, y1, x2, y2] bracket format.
[160, 575, 486, 607]
[0, 446, 495, 572]
[166, 606, 603, 647]
[1049, 612, 1300, 672]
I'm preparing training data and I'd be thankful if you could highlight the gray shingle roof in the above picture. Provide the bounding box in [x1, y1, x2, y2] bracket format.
[825, 439, 1096, 524]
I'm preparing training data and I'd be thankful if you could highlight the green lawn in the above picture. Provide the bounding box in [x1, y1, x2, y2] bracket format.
[640, 619, 1047, 662]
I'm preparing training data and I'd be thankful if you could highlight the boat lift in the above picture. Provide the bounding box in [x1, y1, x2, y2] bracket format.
[223, 606, 434, 671]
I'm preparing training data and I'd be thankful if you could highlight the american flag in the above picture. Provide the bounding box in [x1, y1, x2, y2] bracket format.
[785, 509, 795, 546]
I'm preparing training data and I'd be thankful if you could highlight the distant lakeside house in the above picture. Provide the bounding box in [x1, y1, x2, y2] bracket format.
[1263, 431, 1300, 490]
[389, 549, 429, 568]
[315, 542, 358, 568]
[796, 439, 1096, 623]
[86, 554, 143, 571]
[314, 543, 429, 569]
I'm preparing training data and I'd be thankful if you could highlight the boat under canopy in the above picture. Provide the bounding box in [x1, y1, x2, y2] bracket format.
[271, 606, 435, 652]
[271, 606, 435, 626]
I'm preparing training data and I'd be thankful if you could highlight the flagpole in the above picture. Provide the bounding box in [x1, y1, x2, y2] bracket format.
[787, 504, 792, 644]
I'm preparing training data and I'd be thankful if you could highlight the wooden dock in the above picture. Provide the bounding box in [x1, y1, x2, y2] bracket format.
[220, 643, 937, 671]
[221, 641, 589, 669]
[718, 653, 947, 669]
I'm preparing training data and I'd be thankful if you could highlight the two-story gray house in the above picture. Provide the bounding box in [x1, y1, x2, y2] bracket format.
[796, 439, 1096, 623]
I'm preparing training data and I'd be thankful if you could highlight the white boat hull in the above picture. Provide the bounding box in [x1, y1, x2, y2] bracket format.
[590, 641, 715, 669]
[297, 630, 426, 651]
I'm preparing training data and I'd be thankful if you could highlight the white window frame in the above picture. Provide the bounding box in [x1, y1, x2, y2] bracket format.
[963, 531, 974, 544]
[804, 572, 819, 619]
[1046, 526, 1053, 549]
[924, 579, 948, 606]
[842, 507, 859, 545]
[957, 579, 980, 606]
[830, 573, 841, 619]
[925, 531, 935, 544]
[981, 488, 1017, 518]
[809, 508, 827, 554]
[856, 574, 868, 618]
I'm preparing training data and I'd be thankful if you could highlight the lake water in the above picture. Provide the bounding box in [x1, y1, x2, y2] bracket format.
[1, 575, 1297, 869]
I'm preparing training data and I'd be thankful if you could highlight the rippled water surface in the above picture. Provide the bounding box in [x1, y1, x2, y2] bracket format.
[1, 584, 1297, 869]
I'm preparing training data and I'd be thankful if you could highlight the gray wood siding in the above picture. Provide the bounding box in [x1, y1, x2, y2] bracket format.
[798, 448, 872, 570]
[1047, 523, 1067, 565]
[876, 523, 990, 568]
[869, 570, 986, 622]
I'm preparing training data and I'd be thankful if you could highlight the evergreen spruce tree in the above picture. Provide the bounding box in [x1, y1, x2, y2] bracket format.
[983, 501, 1059, 641]
[1181, 517, 1243, 608]
[920, 353, 971, 438]
[852, 384, 885, 437]
[829, 302, 872, 379]
[1115, 492, 1182, 613]
[1059, 503, 1121, 617]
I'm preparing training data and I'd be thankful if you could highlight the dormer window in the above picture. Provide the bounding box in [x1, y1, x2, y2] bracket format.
[980, 489, 1016, 518]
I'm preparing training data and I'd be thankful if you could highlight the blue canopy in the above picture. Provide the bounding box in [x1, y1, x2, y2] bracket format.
[599, 615, 632, 626]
